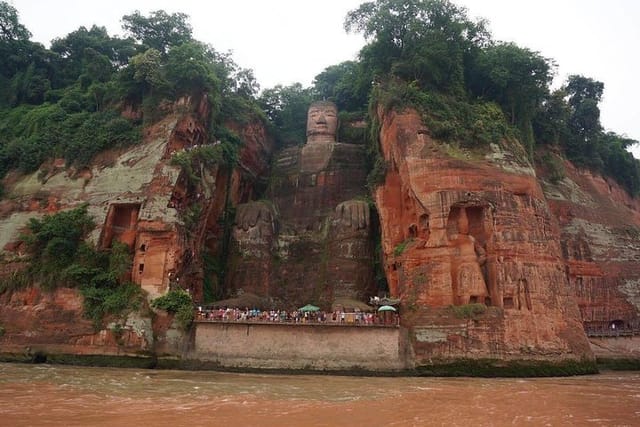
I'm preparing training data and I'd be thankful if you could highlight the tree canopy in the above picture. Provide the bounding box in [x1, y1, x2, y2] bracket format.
[0, 2, 264, 180]
[0, 0, 638, 197]
[345, 0, 490, 94]
[121, 10, 192, 54]
[259, 83, 314, 146]
[342, 0, 639, 195]
[0, 2, 30, 42]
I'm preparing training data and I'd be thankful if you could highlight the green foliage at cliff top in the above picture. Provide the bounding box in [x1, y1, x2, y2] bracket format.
[0, 2, 264, 181]
[1, 0, 638, 196]
[357, 1, 637, 195]
[260, 0, 639, 197]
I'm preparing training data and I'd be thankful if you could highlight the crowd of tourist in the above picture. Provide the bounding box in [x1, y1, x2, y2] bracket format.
[196, 307, 398, 326]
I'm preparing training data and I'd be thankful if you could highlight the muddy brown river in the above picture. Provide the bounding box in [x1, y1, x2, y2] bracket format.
[0, 363, 638, 426]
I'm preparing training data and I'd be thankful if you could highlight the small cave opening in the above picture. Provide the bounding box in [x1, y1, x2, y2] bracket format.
[32, 351, 47, 364]
[101, 203, 141, 249]
[503, 297, 514, 309]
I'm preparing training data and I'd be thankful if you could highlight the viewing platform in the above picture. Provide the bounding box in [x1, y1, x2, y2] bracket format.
[584, 326, 640, 338]
[194, 307, 400, 328]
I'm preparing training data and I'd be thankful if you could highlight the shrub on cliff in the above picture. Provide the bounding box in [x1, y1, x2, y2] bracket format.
[450, 303, 487, 319]
[393, 238, 412, 257]
[81, 282, 144, 329]
[71, 241, 144, 329]
[372, 80, 515, 148]
[151, 289, 194, 330]
[21, 205, 95, 288]
[17, 205, 145, 327]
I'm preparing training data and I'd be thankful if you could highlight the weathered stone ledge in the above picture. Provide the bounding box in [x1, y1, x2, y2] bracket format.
[413, 358, 599, 377]
[0, 352, 609, 377]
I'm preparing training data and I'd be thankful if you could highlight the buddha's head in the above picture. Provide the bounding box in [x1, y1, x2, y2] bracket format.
[306, 101, 338, 143]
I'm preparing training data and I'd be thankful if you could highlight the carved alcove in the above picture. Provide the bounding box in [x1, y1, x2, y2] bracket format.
[169, 173, 189, 210]
[132, 231, 174, 297]
[516, 278, 532, 311]
[101, 203, 141, 250]
[446, 203, 492, 305]
[446, 204, 489, 244]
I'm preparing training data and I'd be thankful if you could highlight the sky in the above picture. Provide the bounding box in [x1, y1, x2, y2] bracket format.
[12, 0, 640, 156]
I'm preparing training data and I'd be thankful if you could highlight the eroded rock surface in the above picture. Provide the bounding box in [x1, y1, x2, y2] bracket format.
[2, 94, 639, 368]
[0, 96, 273, 356]
[374, 108, 593, 363]
[541, 159, 640, 330]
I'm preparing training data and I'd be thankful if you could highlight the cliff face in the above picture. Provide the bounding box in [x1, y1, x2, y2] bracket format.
[374, 108, 594, 363]
[540, 157, 640, 330]
[1, 96, 639, 368]
[0, 287, 151, 356]
[0, 96, 274, 357]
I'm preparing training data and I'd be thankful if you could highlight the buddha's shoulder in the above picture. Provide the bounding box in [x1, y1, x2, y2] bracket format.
[274, 145, 302, 169]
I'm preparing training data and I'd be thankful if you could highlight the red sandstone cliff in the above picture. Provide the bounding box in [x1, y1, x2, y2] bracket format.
[539, 154, 640, 331]
[0, 96, 273, 358]
[374, 107, 594, 364]
[1, 95, 639, 369]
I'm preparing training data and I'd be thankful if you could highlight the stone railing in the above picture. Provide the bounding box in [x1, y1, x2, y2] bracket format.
[584, 326, 640, 338]
[194, 308, 399, 327]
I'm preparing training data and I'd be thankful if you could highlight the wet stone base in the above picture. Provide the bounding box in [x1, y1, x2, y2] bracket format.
[413, 358, 600, 377]
[596, 357, 640, 371]
[0, 352, 606, 377]
[0, 352, 157, 369]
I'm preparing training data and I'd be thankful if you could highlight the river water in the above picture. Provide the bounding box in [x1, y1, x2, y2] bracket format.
[1, 363, 638, 426]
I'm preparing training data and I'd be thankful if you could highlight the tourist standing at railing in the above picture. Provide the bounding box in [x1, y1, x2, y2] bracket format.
[195, 307, 401, 326]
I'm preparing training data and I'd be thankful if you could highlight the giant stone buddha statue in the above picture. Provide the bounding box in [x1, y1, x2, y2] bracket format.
[228, 101, 376, 309]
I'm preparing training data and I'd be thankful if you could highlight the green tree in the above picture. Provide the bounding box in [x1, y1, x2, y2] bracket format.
[533, 89, 571, 146]
[566, 74, 604, 108]
[50, 25, 134, 87]
[562, 75, 604, 168]
[566, 75, 603, 141]
[23, 205, 95, 273]
[313, 60, 369, 111]
[125, 48, 168, 102]
[233, 68, 260, 99]
[0, 2, 56, 106]
[0, 1, 30, 42]
[165, 41, 219, 95]
[259, 83, 314, 146]
[122, 10, 192, 54]
[468, 42, 552, 155]
[599, 132, 640, 196]
[345, 0, 489, 93]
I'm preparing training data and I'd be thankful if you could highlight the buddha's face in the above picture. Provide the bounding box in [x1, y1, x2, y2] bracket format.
[306, 102, 338, 142]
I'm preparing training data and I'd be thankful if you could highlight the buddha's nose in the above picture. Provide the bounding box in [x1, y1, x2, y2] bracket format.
[317, 113, 327, 124]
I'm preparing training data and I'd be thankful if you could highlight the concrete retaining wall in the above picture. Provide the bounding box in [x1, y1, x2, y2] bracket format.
[590, 336, 640, 358]
[193, 322, 407, 371]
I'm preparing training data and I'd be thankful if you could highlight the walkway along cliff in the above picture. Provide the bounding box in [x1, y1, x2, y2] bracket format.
[0, 96, 639, 374]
